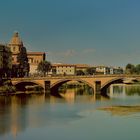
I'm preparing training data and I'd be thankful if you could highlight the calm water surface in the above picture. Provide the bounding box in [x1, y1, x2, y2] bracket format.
[1, 84, 140, 140]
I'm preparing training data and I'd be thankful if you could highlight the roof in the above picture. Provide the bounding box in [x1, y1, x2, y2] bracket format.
[75, 64, 90, 68]
[52, 63, 91, 68]
[9, 32, 23, 46]
[27, 52, 45, 55]
[52, 63, 76, 67]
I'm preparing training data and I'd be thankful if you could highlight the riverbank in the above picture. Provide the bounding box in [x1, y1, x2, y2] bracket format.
[0, 79, 45, 95]
[0, 79, 16, 95]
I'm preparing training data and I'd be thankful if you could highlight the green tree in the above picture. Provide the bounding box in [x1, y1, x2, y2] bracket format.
[125, 63, 135, 74]
[0, 45, 12, 78]
[11, 64, 19, 78]
[37, 61, 51, 76]
[135, 64, 140, 74]
[86, 67, 96, 75]
[76, 70, 85, 76]
[17, 47, 29, 77]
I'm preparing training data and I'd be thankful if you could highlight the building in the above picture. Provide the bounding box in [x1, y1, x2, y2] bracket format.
[109, 67, 124, 74]
[8, 32, 23, 65]
[50, 63, 92, 76]
[51, 63, 76, 75]
[27, 52, 45, 74]
[0, 44, 12, 77]
[95, 66, 110, 75]
[95, 65, 123, 75]
[8, 32, 46, 75]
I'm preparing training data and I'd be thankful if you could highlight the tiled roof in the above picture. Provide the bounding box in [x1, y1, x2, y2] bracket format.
[27, 52, 45, 55]
[52, 63, 76, 67]
[75, 64, 90, 68]
[52, 63, 91, 67]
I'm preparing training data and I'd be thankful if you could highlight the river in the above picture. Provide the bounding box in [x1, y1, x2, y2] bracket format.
[0, 84, 140, 140]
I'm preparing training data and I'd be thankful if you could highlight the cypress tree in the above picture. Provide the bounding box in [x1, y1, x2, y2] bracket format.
[17, 47, 29, 77]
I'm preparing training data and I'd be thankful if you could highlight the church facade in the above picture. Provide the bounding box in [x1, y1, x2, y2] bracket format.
[8, 32, 46, 75]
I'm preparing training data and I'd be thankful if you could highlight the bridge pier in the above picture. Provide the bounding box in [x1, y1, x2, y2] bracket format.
[44, 81, 51, 96]
[94, 81, 101, 95]
[51, 87, 61, 97]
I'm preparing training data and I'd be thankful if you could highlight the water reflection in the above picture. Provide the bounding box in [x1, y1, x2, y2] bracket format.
[0, 95, 27, 137]
[1, 84, 140, 139]
[0, 94, 83, 138]
[59, 86, 107, 103]
[109, 84, 140, 98]
[100, 84, 140, 116]
[0, 86, 107, 138]
[60, 86, 90, 102]
[0, 94, 47, 137]
[59, 85, 93, 96]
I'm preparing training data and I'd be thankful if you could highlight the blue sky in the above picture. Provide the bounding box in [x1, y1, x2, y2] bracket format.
[0, 0, 140, 67]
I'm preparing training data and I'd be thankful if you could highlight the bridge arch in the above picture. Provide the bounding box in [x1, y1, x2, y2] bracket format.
[51, 79, 95, 96]
[13, 81, 44, 92]
[101, 78, 124, 94]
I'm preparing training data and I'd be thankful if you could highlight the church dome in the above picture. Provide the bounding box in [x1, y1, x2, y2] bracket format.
[9, 32, 23, 46]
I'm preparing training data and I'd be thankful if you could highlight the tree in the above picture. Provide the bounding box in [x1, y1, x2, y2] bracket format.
[37, 61, 51, 76]
[86, 67, 96, 75]
[76, 70, 85, 76]
[17, 47, 29, 77]
[135, 64, 140, 74]
[125, 63, 135, 74]
[0, 45, 12, 78]
[11, 64, 19, 78]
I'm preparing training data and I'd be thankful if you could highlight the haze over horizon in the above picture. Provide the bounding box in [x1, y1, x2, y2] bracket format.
[0, 0, 140, 67]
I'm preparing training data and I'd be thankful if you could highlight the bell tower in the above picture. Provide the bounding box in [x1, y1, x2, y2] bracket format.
[8, 32, 23, 64]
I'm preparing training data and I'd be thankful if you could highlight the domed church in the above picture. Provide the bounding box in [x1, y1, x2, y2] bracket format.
[8, 32, 46, 75]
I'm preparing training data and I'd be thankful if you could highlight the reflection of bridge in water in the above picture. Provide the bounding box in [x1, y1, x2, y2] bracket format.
[11, 75, 140, 96]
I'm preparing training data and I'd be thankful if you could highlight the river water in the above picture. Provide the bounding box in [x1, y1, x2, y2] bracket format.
[1, 84, 140, 140]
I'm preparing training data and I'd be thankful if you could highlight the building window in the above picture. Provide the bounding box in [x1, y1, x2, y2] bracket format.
[29, 58, 33, 63]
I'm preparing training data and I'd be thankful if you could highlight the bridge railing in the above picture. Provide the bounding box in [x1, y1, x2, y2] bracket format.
[11, 74, 140, 81]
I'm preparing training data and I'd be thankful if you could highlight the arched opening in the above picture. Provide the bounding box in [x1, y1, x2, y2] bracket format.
[14, 82, 44, 94]
[101, 78, 124, 95]
[51, 79, 94, 97]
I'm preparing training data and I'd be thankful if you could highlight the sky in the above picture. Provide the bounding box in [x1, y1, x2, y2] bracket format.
[0, 0, 140, 67]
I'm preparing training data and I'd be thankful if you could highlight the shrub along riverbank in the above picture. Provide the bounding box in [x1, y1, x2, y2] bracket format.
[0, 80, 16, 95]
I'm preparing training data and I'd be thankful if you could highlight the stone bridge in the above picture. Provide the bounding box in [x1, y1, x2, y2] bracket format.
[11, 75, 140, 95]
